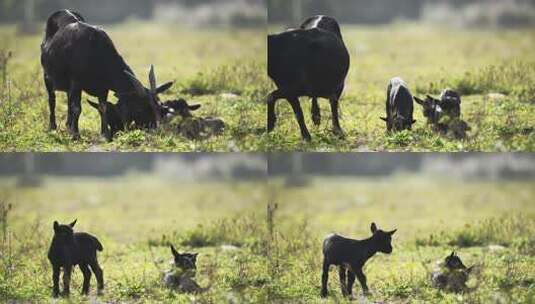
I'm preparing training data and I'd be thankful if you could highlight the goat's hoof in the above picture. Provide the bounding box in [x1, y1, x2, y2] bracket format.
[97, 288, 104, 296]
[312, 116, 321, 126]
[320, 290, 328, 298]
[302, 133, 312, 142]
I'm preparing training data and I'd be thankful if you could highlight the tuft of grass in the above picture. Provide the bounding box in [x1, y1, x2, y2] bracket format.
[416, 61, 535, 103]
[149, 213, 266, 249]
[416, 213, 535, 249]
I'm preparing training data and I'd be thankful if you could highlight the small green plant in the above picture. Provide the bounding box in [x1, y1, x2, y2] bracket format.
[116, 130, 147, 147]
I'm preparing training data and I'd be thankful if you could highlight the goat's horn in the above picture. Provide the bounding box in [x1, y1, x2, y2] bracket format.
[148, 64, 157, 94]
[124, 70, 146, 97]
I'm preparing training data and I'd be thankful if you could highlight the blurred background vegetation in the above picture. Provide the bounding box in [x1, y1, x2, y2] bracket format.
[1, 0, 265, 32]
[269, 0, 535, 28]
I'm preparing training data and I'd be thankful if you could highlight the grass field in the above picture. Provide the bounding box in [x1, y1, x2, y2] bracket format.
[265, 24, 535, 152]
[0, 22, 269, 152]
[2, 175, 534, 303]
[1, 23, 534, 151]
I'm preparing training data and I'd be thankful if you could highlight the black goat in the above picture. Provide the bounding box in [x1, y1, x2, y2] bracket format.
[414, 89, 461, 125]
[299, 15, 344, 127]
[47, 219, 104, 297]
[163, 245, 207, 293]
[431, 251, 474, 292]
[268, 18, 350, 140]
[86, 67, 200, 136]
[321, 222, 397, 298]
[41, 9, 163, 140]
[380, 77, 416, 132]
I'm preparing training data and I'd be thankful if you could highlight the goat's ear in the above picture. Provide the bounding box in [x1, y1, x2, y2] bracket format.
[380, 117, 387, 122]
[466, 265, 474, 273]
[170, 244, 179, 257]
[156, 81, 174, 94]
[450, 251, 455, 257]
[414, 97, 424, 105]
[193, 253, 199, 257]
[188, 104, 201, 111]
[69, 219, 77, 228]
[53, 221, 59, 231]
[387, 229, 397, 236]
[370, 222, 377, 233]
[411, 119, 416, 124]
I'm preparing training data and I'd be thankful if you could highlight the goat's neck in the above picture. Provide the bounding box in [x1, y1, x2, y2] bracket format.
[109, 58, 139, 95]
[353, 237, 378, 262]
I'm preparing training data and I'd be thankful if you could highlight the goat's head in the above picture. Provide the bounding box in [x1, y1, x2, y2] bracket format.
[88, 65, 177, 137]
[445, 251, 467, 270]
[121, 64, 174, 124]
[380, 115, 416, 131]
[439, 89, 461, 118]
[170, 244, 198, 270]
[161, 98, 201, 120]
[52, 219, 77, 243]
[370, 222, 397, 254]
[86, 100, 124, 136]
[414, 95, 443, 124]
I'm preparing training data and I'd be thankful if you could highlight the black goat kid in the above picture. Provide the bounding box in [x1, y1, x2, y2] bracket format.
[321, 222, 397, 298]
[48, 219, 104, 297]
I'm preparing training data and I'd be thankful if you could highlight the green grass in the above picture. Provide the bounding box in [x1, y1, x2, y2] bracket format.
[0, 22, 268, 152]
[1, 23, 535, 151]
[0, 176, 270, 303]
[1, 175, 534, 303]
[265, 24, 535, 151]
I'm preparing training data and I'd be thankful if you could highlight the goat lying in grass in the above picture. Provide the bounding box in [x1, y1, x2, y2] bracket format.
[321, 222, 397, 298]
[47, 219, 104, 297]
[431, 251, 475, 293]
[163, 245, 208, 293]
[414, 89, 470, 139]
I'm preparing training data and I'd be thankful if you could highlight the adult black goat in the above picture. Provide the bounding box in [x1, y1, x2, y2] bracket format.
[41, 9, 165, 140]
[268, 17, 350, 141]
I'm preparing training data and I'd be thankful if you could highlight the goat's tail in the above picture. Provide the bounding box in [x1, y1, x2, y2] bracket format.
[93, 237, 104, 251]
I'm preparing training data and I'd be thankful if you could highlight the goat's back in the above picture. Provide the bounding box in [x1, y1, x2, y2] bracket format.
[300, 15, 343, 40]
[74, 232, 103, 252]
[40, 19, 132, 96]
[268, 28, 349, 98]
[43, 9, 85, 43]
[388, 77, 414, 118]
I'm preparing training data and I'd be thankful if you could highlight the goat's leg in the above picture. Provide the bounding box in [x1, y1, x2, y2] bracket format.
[62, 265, 72, 296]
[338, 265, 348, 296]
[90, 261, 104, 295]
[52, 265, 60, 298]
[347, 270, 356, 297]
[311, 97, 321, 126]
[98, 93, 112, 141]
[44, 74, 57, 130]
[329, 95, 344, 138]
[354, 267, 370, 296]
[320, 260, 329, 298]
[267, 90, 282, 133]
[67, 81, 82, 139]
[288, 97, 311, 141]
[79, 263, 92, 295]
